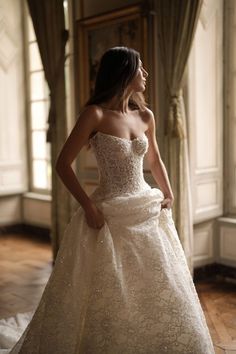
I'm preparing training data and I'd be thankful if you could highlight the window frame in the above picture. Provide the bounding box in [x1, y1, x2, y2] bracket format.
[23, 0, 51, 195]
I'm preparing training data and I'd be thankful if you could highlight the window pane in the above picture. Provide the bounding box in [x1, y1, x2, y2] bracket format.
[32, 131, 47, 159]
[63, 0, 69, 30]
[47, 162, 52, 189]
[46, 142, 51, 160]
[31, 101, 48, 129]
[27, 14, 36, 42]
[29, 42, 42, 71]
[33, 160, 47, 189]
[30, 71, 46, 100]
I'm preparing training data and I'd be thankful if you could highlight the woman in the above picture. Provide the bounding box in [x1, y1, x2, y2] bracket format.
[0, 47, 215, 354]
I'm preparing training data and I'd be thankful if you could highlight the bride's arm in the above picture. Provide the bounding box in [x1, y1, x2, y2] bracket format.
[144, 108, 174, 207]
[55, 105, 105, 229]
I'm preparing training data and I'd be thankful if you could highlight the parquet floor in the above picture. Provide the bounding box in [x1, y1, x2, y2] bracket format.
[196, 278, 236, 353]
[0, 233, 52, 318]
[0, 233, 236, 354]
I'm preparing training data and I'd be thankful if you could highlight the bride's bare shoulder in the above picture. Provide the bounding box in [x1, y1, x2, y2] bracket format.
[139, 107, 155, 123]
[76, 105, 105, 133]
[80, 104, 104, 119]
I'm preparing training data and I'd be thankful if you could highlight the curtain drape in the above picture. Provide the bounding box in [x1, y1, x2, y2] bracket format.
[27, 0, 72, 261]
[156, 0, 203, 276]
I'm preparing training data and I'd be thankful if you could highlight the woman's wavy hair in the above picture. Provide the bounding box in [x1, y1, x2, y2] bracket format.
[85, 46, 147, 110]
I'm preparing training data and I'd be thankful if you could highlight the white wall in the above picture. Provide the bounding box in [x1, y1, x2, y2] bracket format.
[188, 0, 223, 225]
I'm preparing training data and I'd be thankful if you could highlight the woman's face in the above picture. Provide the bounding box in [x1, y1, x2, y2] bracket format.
[128, 60, 148, 93]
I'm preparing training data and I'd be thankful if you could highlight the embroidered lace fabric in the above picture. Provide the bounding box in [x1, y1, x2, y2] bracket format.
[0, 131, 215, 354]
[89, 131, 151, 200]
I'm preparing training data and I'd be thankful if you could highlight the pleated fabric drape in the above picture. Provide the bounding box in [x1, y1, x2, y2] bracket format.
[27, 0, 72, 261]
[156, 0, 203, 275]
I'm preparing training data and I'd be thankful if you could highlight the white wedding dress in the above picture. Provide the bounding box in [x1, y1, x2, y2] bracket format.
[0, 131, 215, 354]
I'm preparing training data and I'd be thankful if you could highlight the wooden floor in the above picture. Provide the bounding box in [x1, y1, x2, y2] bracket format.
[196, 278, 236, 353]
[0, 233, 52, 318]
[0, 233, 236, 353]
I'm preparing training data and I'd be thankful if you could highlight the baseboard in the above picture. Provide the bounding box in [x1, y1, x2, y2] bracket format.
[0, 223, 51, 240]
[193, 262, 236, 283]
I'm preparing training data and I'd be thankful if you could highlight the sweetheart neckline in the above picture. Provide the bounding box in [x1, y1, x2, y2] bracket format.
[89, 131, 147, 142]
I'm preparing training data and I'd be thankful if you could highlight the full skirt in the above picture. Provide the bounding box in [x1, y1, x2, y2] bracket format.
[0, 188, 215, 354]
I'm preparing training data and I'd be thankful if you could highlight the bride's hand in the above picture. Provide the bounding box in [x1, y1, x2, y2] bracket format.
[161, 197, 174, 210]
[84, 201, 105, 229]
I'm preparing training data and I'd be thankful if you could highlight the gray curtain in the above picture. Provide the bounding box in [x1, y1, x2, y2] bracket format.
[27, 0, 71, 261]
[156, 0, 203, 275]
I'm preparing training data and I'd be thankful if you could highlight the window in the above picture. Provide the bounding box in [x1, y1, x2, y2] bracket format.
[25, 9, 51, 193]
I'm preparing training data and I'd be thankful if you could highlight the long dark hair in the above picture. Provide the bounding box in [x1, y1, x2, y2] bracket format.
[85, 46, 146, 110]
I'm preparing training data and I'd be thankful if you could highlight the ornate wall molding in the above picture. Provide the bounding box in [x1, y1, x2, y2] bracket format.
[0, 18, 18, 71]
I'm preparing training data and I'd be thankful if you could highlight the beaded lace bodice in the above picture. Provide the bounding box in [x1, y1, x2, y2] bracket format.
[89, 131, 151, 199]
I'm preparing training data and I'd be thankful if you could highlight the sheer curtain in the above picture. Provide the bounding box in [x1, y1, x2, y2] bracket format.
[27, 0, 72, 261]
[156, 0, 203, 275]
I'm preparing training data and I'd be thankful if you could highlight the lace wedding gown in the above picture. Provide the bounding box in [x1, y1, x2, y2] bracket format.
[0, 131, 215, 354]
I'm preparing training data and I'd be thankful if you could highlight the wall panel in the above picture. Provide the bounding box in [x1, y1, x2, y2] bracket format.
[188, 0, 223, 224]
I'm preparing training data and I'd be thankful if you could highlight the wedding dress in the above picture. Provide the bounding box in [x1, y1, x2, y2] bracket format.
[0, 131, 215, 354]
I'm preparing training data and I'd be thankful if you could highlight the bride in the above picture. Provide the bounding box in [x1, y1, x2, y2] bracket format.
[0, 46, 215, 353]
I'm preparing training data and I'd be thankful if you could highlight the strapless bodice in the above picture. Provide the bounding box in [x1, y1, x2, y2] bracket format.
[89, 131, 151, 200]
